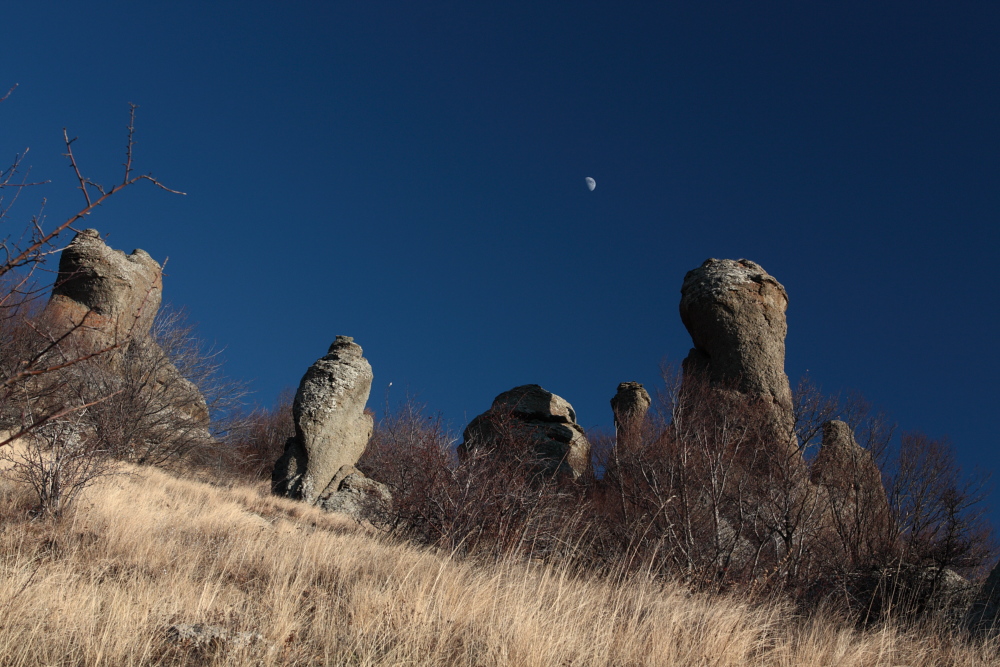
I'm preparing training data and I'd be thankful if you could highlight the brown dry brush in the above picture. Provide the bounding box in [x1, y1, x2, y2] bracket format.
[56, 307, 252, 471]
[359, 368, 995, 627]
[599, 368, 995, 625]
[358, 398, 592, 563]
[594, 367, 802, 590]
[226, 387, 295, 480]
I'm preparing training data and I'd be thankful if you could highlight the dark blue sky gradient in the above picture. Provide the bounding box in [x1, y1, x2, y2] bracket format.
[4, 2, 999, 502]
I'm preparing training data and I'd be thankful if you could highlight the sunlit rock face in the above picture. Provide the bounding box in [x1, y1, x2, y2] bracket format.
[458, 384, 591, 480]
[44, 228, 163, 346]
[40, 229, 209, 426]
[679, 258, 794, 449]
[272, 336, 374, 503]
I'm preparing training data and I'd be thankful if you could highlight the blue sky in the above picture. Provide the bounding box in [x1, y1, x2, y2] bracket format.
[4, 2, 1000, 504]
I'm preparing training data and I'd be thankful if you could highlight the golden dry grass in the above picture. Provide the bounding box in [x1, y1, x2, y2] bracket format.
[0, 461, 995, 666]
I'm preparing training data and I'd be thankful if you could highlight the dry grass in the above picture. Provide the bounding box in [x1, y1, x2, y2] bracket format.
[0, 461, 995, 666]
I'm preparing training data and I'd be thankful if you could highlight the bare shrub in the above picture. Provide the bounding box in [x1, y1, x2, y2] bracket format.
[358, 398, 591, 562]
[0, 411, 117, 518]
[46, 307, 248, 472]
[848, 431, 997, 623]
[356, 398, 456, 535]
[592, 365, 994, 627]
[227, 388, 295, 480]
[786, 380, 994, 624]
[596, 365, 808, 589]
[890, 433, 993, 577]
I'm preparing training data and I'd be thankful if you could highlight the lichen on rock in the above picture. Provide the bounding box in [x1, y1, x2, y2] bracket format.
[272, 336, 375, 503]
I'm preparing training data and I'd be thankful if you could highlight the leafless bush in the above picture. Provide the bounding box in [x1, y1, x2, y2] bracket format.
[845, 431, 996, 622]
[595, 366, 804, 588]
[0, 411, 117, 518]
[784, 378, 994, 624]
[358, 398, 591, 562]
[0, 93, 183, 452]
[227, 388, 295, 480]
[889, 433, 993, 575]
[46, 306, 250, 473]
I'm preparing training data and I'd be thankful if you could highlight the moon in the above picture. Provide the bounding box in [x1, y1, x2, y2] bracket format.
[585, 177, 596, 191]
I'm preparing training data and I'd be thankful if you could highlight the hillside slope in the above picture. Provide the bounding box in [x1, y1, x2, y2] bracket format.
[0, 463, 994, 666]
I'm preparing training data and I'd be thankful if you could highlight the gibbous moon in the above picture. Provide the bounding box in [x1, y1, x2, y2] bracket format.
[585, 177, 596, 191]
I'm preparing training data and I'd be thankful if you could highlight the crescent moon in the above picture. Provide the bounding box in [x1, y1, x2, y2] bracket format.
[585, 177, 596, 191]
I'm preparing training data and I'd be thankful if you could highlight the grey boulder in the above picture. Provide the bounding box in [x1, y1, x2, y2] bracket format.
[458, 384, 591, 479]
[317, 464, 392, 522]
[273, 336, 374, 503]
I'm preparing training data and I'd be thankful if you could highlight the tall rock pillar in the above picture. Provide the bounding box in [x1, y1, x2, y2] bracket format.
[272, 336, 375, 503]
[679, 258, 795, 450]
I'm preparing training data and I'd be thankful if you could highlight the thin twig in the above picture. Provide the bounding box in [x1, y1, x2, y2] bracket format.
[123, 103, 136, 184]
[0, 108, 185, 281]
[0, 391, 124, 449]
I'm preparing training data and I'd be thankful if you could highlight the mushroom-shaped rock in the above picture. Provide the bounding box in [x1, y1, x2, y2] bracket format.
[272, 336, 374, 503]
[611, 381, 651, 431]
[679, 258, 794, 446]
[458, 384, 591, 479]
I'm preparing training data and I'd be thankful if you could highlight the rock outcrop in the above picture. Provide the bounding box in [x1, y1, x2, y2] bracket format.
[44, 228, 163, 346]
[458, 384, 591, 479]
[811, 421, 885, 499]
[811, 420, 890, 533]
[317, 464, 392, 521]
[610, 381, 651, 432]
[679, 258, 794, 447]
[39, 229, 210, 427]
[968, 561, 1000, 631]
[272, 336, 375, 503]
[166, 623, 265, 650]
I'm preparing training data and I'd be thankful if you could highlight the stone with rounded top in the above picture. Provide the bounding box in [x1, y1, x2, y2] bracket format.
[680, 258, 794, 447]
[458, 384, 591, 479]
[611, 381, 651, 430]
[272, 337, 374, 503]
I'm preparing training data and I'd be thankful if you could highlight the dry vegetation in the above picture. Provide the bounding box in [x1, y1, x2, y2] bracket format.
[2, 94, 997, 665]
[0, 454, 994, 666]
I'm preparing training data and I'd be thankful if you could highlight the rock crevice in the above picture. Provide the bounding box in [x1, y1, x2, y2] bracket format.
[458, 384, 591, 479]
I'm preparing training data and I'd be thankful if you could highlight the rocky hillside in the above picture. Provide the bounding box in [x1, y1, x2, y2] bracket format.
[0, 458, 996, 666]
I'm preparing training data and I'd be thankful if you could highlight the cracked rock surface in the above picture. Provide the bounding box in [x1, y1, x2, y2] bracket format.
[272, 336, 374, 503]
[45, 228, 163, 344]
[458, 384, 590, 479]
[680, 258, 794, 446]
